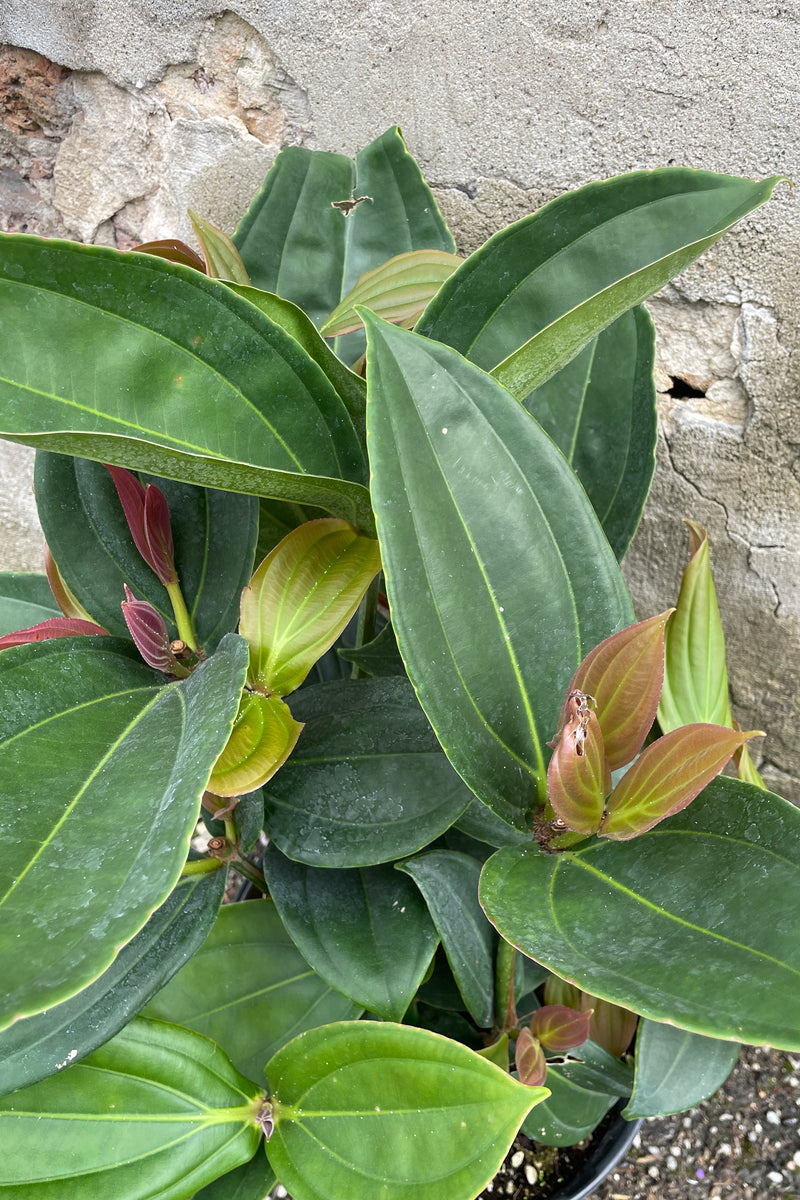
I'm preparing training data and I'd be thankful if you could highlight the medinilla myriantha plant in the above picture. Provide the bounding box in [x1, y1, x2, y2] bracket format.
[0, 128, 796, 1200]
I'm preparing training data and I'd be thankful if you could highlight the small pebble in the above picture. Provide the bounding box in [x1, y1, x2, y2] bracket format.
[647, 1166, 660, 1179]
[274, 1189, 287, 1199]
[718, 1143, 731, 1156]
[510, 1151, 524, 1169]
[767, 1170, 784, 1184]
[794, 1150, 800, 1167]
[523, 1164, 536, 1186]
[666, 1155, 678, 1170]
[766, 1109, 781, 1125]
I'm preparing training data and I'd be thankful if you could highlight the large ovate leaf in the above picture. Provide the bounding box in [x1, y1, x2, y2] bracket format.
[262, 678, 472, 867]
[0, 572, 60, 636]
[35, 453, 258, 646]
[521, 1065, 616, 1147]
[524, 307, 657, 559]
[0, 1018, 264, 1199]
[399, 850, 496, 1028]
[233, 127, 455, 356]
[265, 1022, 547, 1200]
[0, 867, 226, 1097]
[0, 633, 248, 1030]
[418, 169, 780, 395]
[624, 1018, 739, 1119]
[264, 846, 438, 1022]
[480, 776, 800, 1049]
[240, 518, 381, 697]
[0, 236, 372, 528]
[144, 899, 360, 1082]
[364, 314, 633, 829]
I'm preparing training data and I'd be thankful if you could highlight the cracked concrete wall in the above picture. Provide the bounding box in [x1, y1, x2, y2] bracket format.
[1, 1, 800, 798]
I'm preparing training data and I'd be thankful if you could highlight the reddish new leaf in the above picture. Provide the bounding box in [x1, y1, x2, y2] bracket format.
[515, 1026, 547, 1087]
[571, 611, 673, 770]
[580, 993, 638, 1058]
[600, 723, 763, 840]
[529, 1005, 592, 1053]
[0, 617, 108, 649]
[130, 239, 208, 273]
[547, 694, 610, 835]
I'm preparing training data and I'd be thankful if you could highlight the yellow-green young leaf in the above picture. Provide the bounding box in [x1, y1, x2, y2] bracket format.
[659, 521, 733, 732]
[571, 611, 673, 770]
[547, 701, 609, 835]
[189, 210, 251, 284]
[477, 1033, 510, 1070]
[320, 249, 463, 337]
[240, 518, 382, 696]
[600, 724, 762, 841]
[208, 691, 303, 797]
[735, 738, 766, 790]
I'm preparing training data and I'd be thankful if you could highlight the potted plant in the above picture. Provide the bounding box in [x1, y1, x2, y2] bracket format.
[0, 128, 796, 1200]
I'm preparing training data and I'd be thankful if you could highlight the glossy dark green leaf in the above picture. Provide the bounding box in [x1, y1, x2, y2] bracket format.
[336, 621, 406, 677]
[554, 1037, 635, 1098]
[0, 633, 248, 1029]
[624, 1019, 739, 1118]
[418, 169, 779, 395]
[264, 846, 438, 1021]
[524, 308, 657, 559]
[0, 236, 371, 527]
[35, 453, 258, 646]
[265, 1021, 547, 1200]
[399, 850, 495, 1028]
[144, 899, 360, 1082]
[263, 678, 473, 867]
[364, 314, 633, 828]
[191, 1151, 275, 1200]
[0, 572, 59, 636]
[480, 776, 800, 1049]
[0, 868, 226, 1097]
[233, 127, 455, 345]
[521, 1065, 616, 1147]
[0, 1018, 264, 1198]
[455, 798, 532, 848]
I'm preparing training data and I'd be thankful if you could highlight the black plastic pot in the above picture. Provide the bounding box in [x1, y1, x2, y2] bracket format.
[547, 1102, 642, 1200]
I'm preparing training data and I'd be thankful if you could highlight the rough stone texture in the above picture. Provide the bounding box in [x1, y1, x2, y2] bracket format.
[1, 2, 799, 794]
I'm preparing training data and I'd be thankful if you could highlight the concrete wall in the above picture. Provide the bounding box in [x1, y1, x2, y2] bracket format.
[2, 2, 799, 798]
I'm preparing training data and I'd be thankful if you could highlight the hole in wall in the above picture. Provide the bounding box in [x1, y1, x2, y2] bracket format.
[667, 376, 707, 400]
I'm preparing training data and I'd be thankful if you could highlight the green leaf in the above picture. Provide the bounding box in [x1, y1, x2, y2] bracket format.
[0, 633, 248, 1030]
[264, 846, 438, 1022]
[190, 1151, 275, 1200]
[262, 678, 473, 867]
[0, 236, 372, 528]
[144, 899, 360, 1083]
[336, 621, 407, 677]
[207, 692, 303, 798]
[188, 210, 251, 284]
[0, 868, 226, 1097]
[0, 1018, 264, 1198]
[524, 308, 657, 559]
[265, 1021, 547, 1200]
[521, 1066, 616, 1147]
[480, 775, 800, 1049]
[364, 314, 633, 828]
[241, 518, 381, 697]
[455, 798, 532, 848]
[0, 572, 60, 636]
[320, 249, 463, 337]
[418, 169, 780, 394]
[233, 127, 455, 348]
[624, 1019, 739, 1119]
[35, 453, 258, 647]
[555, 1037, 635, 1098]
[399, 850, 496, 1028]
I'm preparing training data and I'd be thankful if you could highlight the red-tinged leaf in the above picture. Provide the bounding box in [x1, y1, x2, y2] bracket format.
[547, 698, 609, 835]
[530, 1005, 592, 1053]
[600, 724, 763, 840]
[543, 976, 582, 1009]
[580, 993, 638, 1058]
[515, 1026, 548, 1087]
[142, 484, 178, 585]
[44, 545, 95, 622]
[0, 617, 108, 649]
[189, 210, 251, 285]
[121, 586, 182, 675]
[571, 611, 673, 770]
[106, 464, 150, 563]
[320, 249, 464, 337]
[207, 691, 304, 797]
[129, 238, 208, 272]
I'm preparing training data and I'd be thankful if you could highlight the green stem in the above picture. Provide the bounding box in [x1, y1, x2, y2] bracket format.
[234, 856, 268, 892]
[352, 574, 380, 679]
[181, 856, 225, 877]
[495, 936, 518, 1034]
[166, 580, 198, 651]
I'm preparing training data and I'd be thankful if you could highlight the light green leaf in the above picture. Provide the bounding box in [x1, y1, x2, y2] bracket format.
[0, 633, 248, 1030]
[364, 313, 633, 828]
[189, 210, 251, 284]
[207, 692, 303, 798]
[265, 1021, 547, 1200]
[144, 899, 360, 1083]
[320, 249, 463, 337]
[0, 868, 226, 1098]
[624, 1019, 739, 1118]
[0, 1018, 264, 1199]
[480, 776, 800, 1049]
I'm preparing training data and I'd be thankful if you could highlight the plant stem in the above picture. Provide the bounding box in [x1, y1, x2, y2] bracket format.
[166, 580, 198, 650]
[495, 936, 518, 1034]
[181, 856, 225, 877]
[352, 574, 380, 678]
[234, 856, 268, 892]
